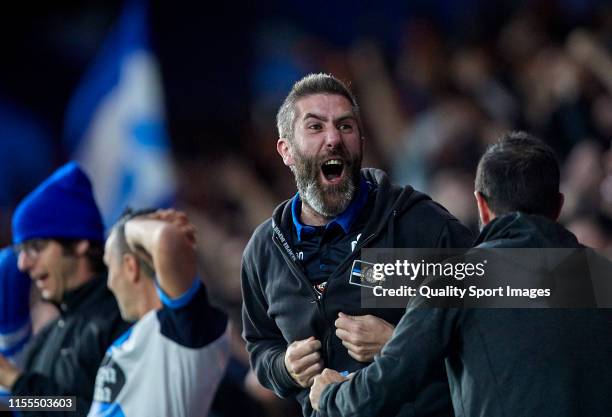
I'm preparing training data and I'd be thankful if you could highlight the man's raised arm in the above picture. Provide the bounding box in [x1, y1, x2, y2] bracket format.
[124, 209, 197, 297]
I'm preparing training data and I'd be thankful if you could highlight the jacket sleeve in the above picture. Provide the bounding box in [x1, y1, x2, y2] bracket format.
[241, 249, 301, 399]
[319, 305, 459, 417]
[12, 311, 128, 417]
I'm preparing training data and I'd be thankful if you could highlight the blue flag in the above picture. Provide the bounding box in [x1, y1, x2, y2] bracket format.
[64, 0, 175, 229]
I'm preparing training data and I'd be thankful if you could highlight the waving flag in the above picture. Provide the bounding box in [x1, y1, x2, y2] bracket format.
[64, 0, 175, 229]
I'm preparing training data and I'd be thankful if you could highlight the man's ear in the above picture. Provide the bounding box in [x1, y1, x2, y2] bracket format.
[474, 191, 495, 226]
[277, 138, 294, 167]
[74, 240, 90, 256]
[122, 253, 140, 283]
[552, 192, 565, 221]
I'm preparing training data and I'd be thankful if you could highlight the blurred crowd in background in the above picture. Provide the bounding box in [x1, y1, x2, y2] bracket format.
[1, 1, 611, 416]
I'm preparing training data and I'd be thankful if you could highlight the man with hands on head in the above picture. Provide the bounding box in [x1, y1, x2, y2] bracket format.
[241, 73, 473, 417]
[88, 208, 229, 417]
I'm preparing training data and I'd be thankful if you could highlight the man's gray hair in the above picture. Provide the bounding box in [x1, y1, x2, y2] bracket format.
[276, 73, 361, 142]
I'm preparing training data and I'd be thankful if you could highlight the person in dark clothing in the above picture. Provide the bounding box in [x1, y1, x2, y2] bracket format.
[241, 73, 474, 417]
[310, 132, 612, 417]
[0, 161, 129, 416]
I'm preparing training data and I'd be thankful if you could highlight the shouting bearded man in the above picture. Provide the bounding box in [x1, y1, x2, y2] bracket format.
[241, 73, 474, 417]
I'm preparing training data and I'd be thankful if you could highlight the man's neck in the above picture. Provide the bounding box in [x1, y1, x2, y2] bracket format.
[136, 282, 162, 320]
[300, 201, 334, 227]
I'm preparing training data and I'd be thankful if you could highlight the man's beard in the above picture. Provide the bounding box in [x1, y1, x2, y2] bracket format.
[290, 147, 362, 218]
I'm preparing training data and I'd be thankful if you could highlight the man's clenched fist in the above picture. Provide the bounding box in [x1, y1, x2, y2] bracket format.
[284, 336, 323, 388]
[335, 313, 395, 362]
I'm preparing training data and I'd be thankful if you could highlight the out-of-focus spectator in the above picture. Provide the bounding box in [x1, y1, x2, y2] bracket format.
[0, 162, 129, 416]
[89, 209, 229, 417]
[0, 247, 31, 407]
[567, 212, 612, 258]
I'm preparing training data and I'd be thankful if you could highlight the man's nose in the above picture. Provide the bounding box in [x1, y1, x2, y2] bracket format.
[324, 127, 342, 148]
[17, 251, 33, 272]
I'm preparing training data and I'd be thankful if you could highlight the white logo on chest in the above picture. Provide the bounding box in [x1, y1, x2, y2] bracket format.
[351, 233, 362, 252]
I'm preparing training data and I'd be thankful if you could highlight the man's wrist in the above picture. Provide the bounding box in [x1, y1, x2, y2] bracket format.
[278, 351, 303, 389]
[0, 368, 20, 390]
[317, 381, 334, 413]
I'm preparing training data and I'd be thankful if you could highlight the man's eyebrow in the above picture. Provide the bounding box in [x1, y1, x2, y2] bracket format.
[302, 112, 356, 122]
[302, 112, 327, 122]
[334, 114, 357, 123]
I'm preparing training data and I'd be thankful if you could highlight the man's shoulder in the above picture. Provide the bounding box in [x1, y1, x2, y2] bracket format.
[79, 277, 122, 317]
[393, 187, 456, 225]
[75, 277, 129, 343]
[251, 217, 274, 240]
[403, 195, 457, 221]
[365, 169, 454, 223]
[391, 188, 474, 247]
[245, 218, 274, 255]
[244, 198, 293, 258]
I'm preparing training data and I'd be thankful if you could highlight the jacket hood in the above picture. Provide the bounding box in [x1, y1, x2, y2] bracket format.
[474, 212, 585, 279]
[475, 212, 581, 249]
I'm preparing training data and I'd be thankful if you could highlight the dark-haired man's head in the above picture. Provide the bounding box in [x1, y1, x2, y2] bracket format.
[12, 162, 106, 303]
[474, 131, 564, 228]
[276, 73, 364, 220]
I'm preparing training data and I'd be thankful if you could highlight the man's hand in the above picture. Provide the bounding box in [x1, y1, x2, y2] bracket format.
[124, 209, 198, 298]
[0, 354, 20, 389]
[335, 313, 395, 362]
[284, 336, 323, 388]
[310, 368, 347, 411]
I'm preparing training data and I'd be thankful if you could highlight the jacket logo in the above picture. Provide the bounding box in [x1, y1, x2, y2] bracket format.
[349, 260, 380, 288]
[272, 221, 297, 262]
[351, 233, 362, 252]
[93, 354, 126, 403]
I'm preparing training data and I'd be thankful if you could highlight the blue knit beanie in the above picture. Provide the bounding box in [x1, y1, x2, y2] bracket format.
[0, 248, 31, 334]
[12, 161, 105, 244]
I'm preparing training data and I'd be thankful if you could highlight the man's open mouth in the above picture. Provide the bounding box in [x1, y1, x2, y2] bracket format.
[35, 273, 49, 287]
[321, 159, 345, 182]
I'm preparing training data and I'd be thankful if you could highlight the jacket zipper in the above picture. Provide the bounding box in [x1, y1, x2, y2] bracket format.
[315, 211, 397, 370]
[320, 231, 378, 369]
[272, 235, 320, 300]
[271, 206, 401, 366]
[272, 235, 333, 364]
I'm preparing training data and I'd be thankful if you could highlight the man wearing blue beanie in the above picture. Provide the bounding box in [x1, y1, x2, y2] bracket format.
[0, 161, 129, 417]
